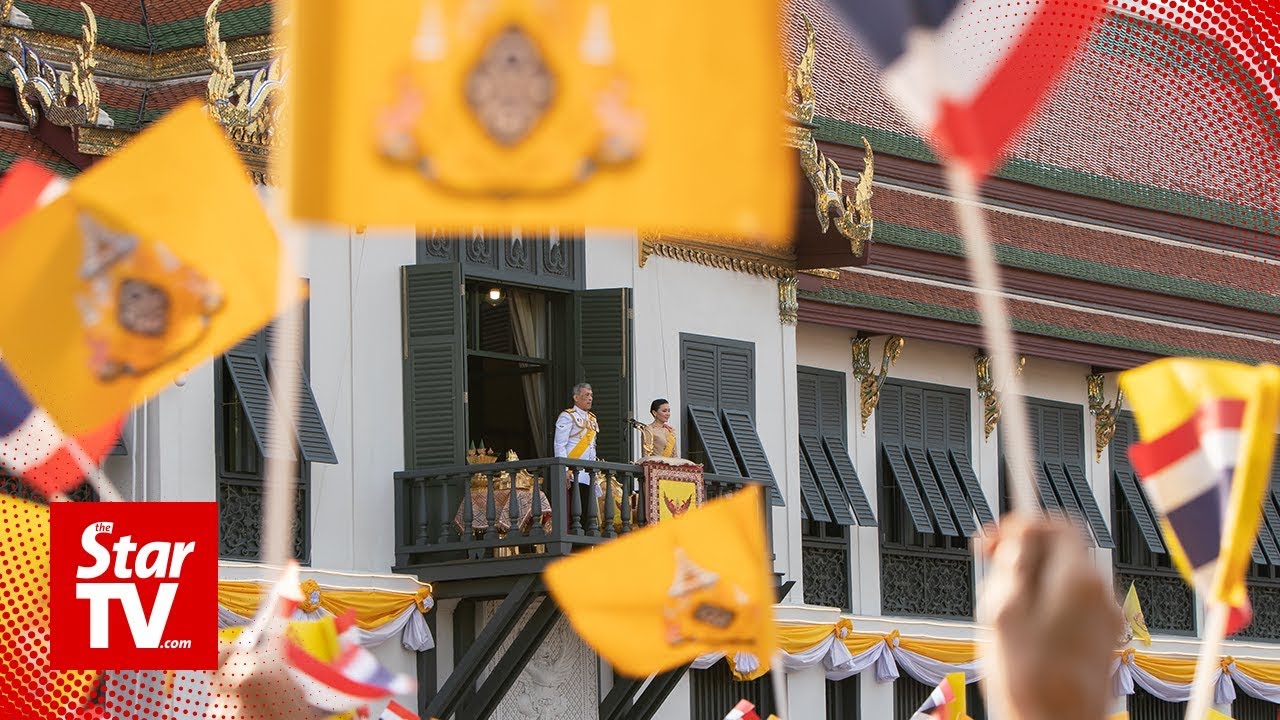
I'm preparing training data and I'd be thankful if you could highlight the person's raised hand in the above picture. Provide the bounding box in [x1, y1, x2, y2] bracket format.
[978, 516, 1122, 720]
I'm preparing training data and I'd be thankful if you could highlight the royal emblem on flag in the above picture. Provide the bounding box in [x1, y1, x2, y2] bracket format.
[74, 213, 224, 382]
[377, 0, 644, 196]
[663, 548, 755, 646]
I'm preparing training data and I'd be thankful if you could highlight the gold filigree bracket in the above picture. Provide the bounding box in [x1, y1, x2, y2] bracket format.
[637, 233, 795, 280]
[5, 2, 102, 129]
[976, 353, 1026, 442]
[206, 0, 283, 147]
[852, 336, 904, 431]
[1088, 373, 1125, 460]
[784, 14, 874, 257]
[778, 277, 798, 325]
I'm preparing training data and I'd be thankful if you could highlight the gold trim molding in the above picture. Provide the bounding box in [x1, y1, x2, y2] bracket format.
[4, 2, 102, 129]
[637, 233, 795, 280]
[976, 353, 1026, 441]
[853, 336, 904, 431]
[1087, 373, 1124, 460]
[785, 15, 874, 257]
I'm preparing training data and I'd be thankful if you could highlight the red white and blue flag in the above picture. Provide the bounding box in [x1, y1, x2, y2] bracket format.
[911, 672, 966, 720]
[0, 161, 121, 497]
[830, 0, 1108, 179]
[1121, 358, 1280, 635]
[284, 620, 416, 713]
[723, 699, 761, 720]
[379, 700, 420, 720]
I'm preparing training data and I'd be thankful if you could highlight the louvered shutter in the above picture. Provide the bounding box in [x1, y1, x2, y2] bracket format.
[925, 390, 976, 536]
[1060, 404, 1112, 548]
[402, 264, 466, 468]
[724, 409, 784, 505]
[683, 341, 719, 410]
[718, 345, 754, 413]
[945, 392, 994, 527]
[799, 367, 873, 525]
[1113, 412, 1165, 554]
[795, 372, 828, 522]
[225, 332, 294, 461]
[903, 386, 957, 536]
[878, 383, 933, 534]
[575, 289, 632, 463]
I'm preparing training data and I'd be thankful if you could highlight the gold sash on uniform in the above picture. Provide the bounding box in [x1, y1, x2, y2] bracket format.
[569, 428, 596, 459]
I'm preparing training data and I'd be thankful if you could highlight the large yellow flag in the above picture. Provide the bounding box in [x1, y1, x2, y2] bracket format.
[282, 0, 793, 243]
[1118, 359, 1280, 635]
[544, 486, 774, 678]
[0, 100, 283, 434]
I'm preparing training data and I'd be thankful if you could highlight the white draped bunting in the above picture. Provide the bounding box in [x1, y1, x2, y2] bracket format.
[218, 601, 435, 652]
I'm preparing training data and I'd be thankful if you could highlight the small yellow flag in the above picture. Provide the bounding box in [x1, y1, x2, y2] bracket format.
[1106, 713, 1130, 720]
[0, 100, 285, 433]
[544, 486, 774, 678]
[1123, 583, 1151, 646]
[1207, 711, 1234, 720]
[282, 0, 793, 243]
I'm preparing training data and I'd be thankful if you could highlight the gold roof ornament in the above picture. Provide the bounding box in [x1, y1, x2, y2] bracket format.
[205, 0, 284, 148]
[785, 15, 874, 257]
[976, 353, 1026, 441]
[4, 2, 102, 129]
[1087, 373, 1125, 460]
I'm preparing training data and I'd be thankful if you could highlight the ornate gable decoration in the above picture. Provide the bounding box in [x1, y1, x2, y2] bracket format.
[785, 15, 874, 256]
[4, 2, 104, 129]
[204, 0, 283, 182]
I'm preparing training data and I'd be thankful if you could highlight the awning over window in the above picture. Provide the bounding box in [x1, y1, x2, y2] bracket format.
[799, 434, 876, 527]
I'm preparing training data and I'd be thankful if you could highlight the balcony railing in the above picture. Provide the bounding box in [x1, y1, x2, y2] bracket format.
[394, 457, 757, 577]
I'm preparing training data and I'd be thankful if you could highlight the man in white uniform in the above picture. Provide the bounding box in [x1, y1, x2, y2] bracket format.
[554, 383, 603, 499]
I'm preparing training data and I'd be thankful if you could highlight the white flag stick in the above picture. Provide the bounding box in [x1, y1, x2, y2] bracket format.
[260, 208, 305, 571]
[768, 651, 787, 719]
[942, 164, 1038, 519]
[1186, 602, 1229, 720]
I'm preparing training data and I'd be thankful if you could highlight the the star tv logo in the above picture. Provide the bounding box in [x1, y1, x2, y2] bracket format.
[50, 502, 218, 670]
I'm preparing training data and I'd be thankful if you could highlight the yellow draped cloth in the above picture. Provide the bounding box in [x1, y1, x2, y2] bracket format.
[219, 580, 433, 631]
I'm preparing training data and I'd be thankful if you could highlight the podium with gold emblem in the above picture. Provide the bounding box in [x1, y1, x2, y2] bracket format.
[640, 459, 705, 525]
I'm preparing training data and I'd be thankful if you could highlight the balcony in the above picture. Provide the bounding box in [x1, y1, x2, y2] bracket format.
[394, 457, 758, 581]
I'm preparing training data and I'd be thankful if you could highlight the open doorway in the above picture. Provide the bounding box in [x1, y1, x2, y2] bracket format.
[465, 281, 561, 459]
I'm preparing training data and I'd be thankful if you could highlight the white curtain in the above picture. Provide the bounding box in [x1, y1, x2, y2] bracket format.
[510, 290, 547, 456]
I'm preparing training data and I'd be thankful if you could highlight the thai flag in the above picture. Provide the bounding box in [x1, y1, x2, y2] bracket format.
[1130, 398, 1253, 633]
[379, 700, 420, 720]
[723, 699, 761, 720]
[284, 624, 416, 713]
[830, 0, 1108, 179]
[0, 161, 121, 497]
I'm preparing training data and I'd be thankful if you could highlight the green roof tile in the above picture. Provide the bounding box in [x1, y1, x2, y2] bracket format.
[15, 1, 148, 49]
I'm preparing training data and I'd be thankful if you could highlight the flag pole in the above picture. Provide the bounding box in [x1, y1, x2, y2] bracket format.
[260, 198, 305, 571]
[941, 164, 1038, 519]
[1186, 602, 1229, 720]
[768, 651, 787, 719]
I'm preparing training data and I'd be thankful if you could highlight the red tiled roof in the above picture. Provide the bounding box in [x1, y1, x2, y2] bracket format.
[787, 0, 1280, 224]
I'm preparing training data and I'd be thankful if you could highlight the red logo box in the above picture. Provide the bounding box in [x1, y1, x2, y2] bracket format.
[49, 502, 218, 670]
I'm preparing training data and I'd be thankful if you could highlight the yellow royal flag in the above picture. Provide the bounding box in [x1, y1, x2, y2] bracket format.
[1206, 712, 1234, 720]
[0, 100, 284, 434]
[282, 0, 793, 243]
[1123, 583, 1151, 646]
[1118, 358, 1280, 635]
[544, 485, 774, 678]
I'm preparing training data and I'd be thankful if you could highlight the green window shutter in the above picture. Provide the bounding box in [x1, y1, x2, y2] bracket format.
[802, 433, 854, 524]
[925, 390, 976, 536]
[687, 405, 742, 476]
[1061, 405, 1112, 548]
[816, 373, 844, 438]
[1112, 412, 1166, 555]
[718, 346, 754, 414]
[286, 362, 338, 465]
[575, 288, 632, 463]
[903, 386, 957, 536]
[1024, 404, 1061, 513]
[683, 341, 719, 410]
[879, 383, 934, 534]
[224, 338, 294, 461]
[797, 372, 819, 435]
[722, 408, 783, 505]
[943, 392, 995, 528]
[402, 264, 466, 468]
[823, 436, 877, 526]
